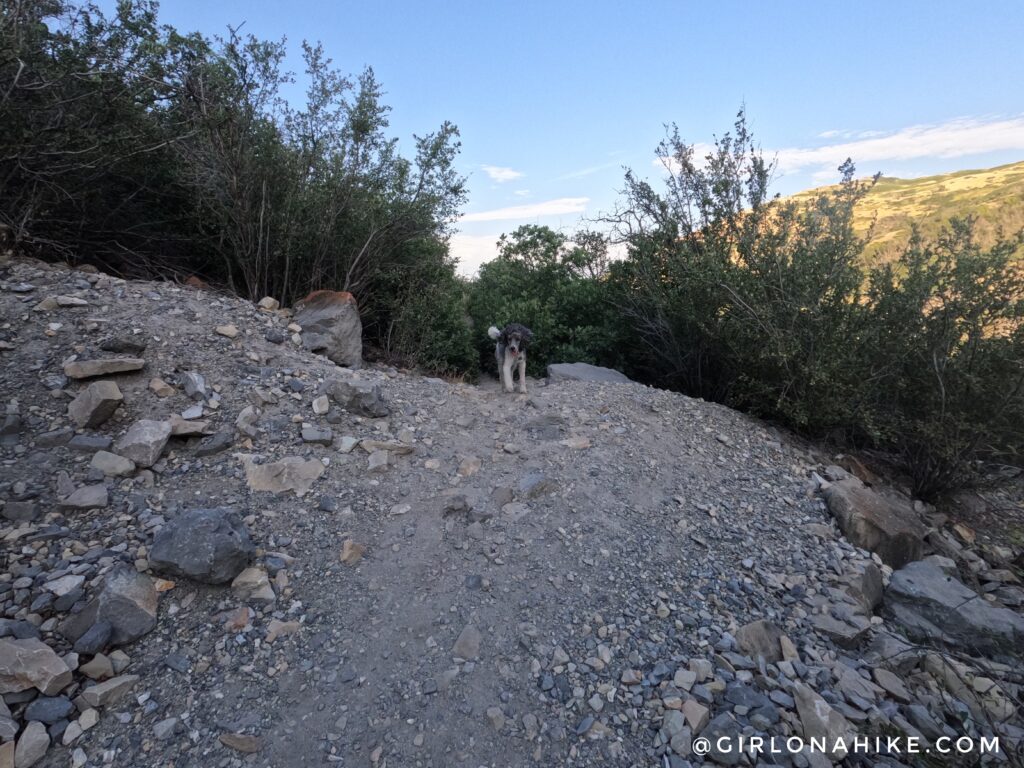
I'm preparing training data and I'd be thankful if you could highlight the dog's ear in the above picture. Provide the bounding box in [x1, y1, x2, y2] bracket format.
[524, 328, 534, 342]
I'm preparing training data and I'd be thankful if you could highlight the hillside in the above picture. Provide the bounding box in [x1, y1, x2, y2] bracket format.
[790, 160, 1024, 262]
[0, 258, 1022, 767]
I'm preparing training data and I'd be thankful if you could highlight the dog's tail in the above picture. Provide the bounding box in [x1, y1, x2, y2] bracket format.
[487, 326, 501, 340]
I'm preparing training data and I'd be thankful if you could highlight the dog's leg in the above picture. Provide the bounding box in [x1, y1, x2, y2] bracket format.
[502, 351, 514, 394]
[517, 354, 527, 394]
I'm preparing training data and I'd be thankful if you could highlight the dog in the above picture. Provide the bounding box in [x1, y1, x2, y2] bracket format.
[488, 323, 533, 394]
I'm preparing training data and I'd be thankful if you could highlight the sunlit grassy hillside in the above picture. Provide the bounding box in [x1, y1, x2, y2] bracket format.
[789, 161, 1024, 262]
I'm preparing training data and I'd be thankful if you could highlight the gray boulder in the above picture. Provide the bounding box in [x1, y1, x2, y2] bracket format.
[886, 559, 1024, 657]
[149, 508, 254, 584]
[546, 362, 632, 384]
[294, 290, 362, 368]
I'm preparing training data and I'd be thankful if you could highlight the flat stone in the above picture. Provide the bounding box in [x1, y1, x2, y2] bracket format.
[215, 324, 239, 338]
[240, 454, 325, 496]
[114, 419, 171, 468]
[1, 501, 38, 522]
[67, 381, 123, 428]
[72, 620, 111, 656]
[301, 426, 333, 446]
[809, 612, 870, 649]
[24, 695, 74, 724]
[90, 451, 135, 477]
[682, 699, 710, 732]
[68, 435, 111, 452]
[324, 378, 388, 417]
[195, 431, 233, 457]
[546, 362, 631, 383]
[79, 654, 113, 681]
[219, 732, 263, 754]
[181, 372, 206, 400]
[58, 484, 108, 511]
[794, 683, 855, 762]
[148, 378, 174, 397]
[168, 414, 211, 436]
[820, 468, 926, 568]
[14, 721, 49, 767]
[99, 336, 146, 354]
[231, 567, 275, 602]
[452, 624, 481, 660]
[79, 674, 138, 708]
[95, 567, 158, 645]
[886, 559, 1024, 657]
[63, 357, 145, 379]
[872, 667, 912, 703]
[44, 575, 85, 597]
[153, 716, 178, 740]
[0, 638, 73, 695]
[734, 619, 784, 662]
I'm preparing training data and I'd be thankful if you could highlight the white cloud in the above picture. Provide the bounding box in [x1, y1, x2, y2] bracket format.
[775, 116, 1024, 174]
[450, 233, 501, 276]
[481, 164, 524, 183]
[513, 189, 531, 197]
[552, 162, 618, 181]
[459, 197, 590, 223]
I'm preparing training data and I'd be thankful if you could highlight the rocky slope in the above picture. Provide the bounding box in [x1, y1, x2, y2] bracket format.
[0, 258, 1021, 768]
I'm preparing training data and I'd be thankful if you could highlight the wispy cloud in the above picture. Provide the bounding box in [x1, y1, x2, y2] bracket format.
[460, 197, 590, 223]
[552, 162, 618, 181]
[450, 233, 500, 276]
[654, 117, 1024, 182]
[481, 164, 524, 183]
[513, 189, 531, 197]
[777, 116, 1024, 174]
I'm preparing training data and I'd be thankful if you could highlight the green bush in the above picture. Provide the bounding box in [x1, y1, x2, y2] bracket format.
[605, 111, 1024, 497]
[0, 0, 467, 363]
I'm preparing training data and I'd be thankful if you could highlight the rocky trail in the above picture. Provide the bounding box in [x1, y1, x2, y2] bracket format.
[1, 258, 1022, 768]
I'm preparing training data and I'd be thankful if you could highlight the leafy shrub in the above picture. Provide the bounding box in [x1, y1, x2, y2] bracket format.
[0, 0, 467, 365]
[605, 110, 1024, 497]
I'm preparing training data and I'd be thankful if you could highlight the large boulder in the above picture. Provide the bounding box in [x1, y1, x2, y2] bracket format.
[885, 559, 1024, 658]
[819, 467, 926, 568]
[294, 290, 362, 368]
[546, 362, 632, 384]
[149, 508, 254, 584]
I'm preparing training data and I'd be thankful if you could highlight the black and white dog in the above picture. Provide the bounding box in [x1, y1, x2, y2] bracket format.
[488, 323, 533, 394]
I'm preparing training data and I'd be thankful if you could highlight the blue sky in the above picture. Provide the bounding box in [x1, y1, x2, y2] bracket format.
[131, 1, 1024, 273]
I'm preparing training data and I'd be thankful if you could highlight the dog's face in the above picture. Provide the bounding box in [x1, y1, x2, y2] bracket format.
[505, 330, 526, 358]
[500, 324, 533, 358]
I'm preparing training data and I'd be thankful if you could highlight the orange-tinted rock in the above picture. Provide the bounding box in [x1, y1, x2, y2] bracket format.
[293, 290, 362, 368]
